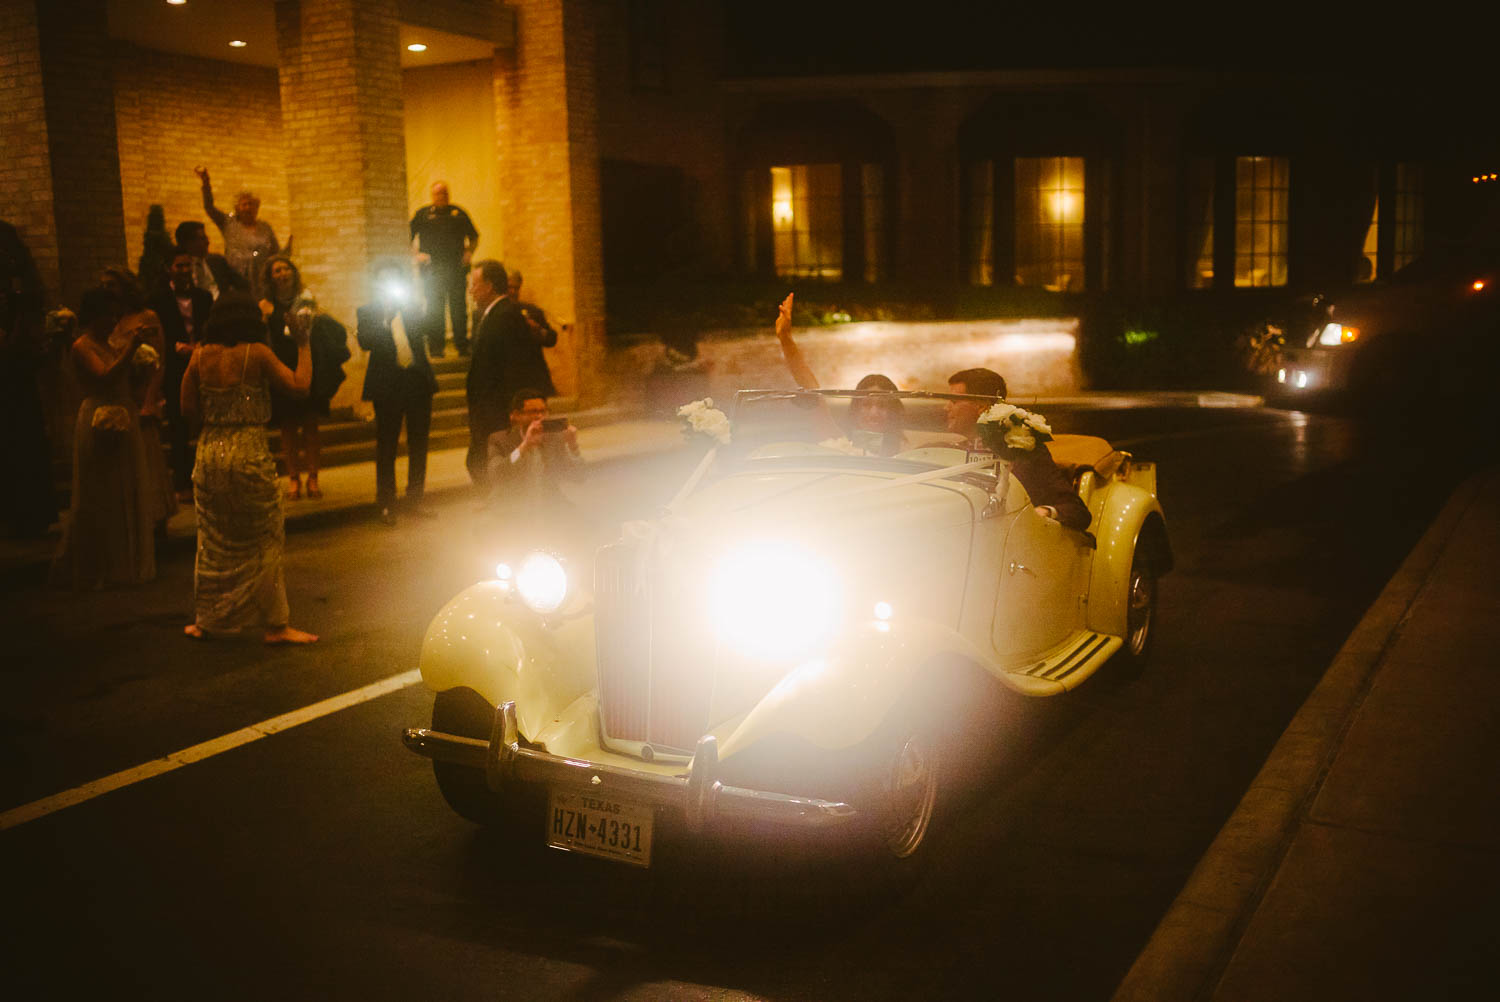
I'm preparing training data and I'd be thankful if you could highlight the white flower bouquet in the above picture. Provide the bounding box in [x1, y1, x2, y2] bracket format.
[818, 436, 868, 456]
[975, 402, 1053, 456]
[131, 342, 160, 370]
[676, 397, 732, 446]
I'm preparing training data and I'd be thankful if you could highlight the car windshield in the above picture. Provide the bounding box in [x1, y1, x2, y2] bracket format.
[723, 389, 976, 464]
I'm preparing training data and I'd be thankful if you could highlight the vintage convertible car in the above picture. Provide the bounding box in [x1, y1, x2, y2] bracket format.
[402, 390, 1170, 873]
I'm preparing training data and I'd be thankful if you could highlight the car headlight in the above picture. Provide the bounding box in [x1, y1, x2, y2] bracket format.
[708, 542, 840, 660]
[514, 551, 568, 614]
[1315, 322, 1359, 346]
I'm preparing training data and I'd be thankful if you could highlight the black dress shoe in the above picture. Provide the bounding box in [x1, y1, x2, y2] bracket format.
[378, 507, 397, 527]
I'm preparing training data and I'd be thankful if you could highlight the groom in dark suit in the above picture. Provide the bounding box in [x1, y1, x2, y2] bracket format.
[357, 260, 438, 525]
[152, 245, 214, 497]
[464, 258, 532, 488]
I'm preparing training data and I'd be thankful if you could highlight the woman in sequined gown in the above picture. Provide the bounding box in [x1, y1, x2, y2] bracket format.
[180, 292, 317, 643]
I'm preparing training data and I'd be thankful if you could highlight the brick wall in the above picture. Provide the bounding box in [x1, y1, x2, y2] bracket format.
[493, 0, 606, 403]
[593, 0, 732, 273]
[276, 0, 408, 337]
[15, 0, 126, 305]
[0, 0, 59, 299]
[113, 45, 289, 284]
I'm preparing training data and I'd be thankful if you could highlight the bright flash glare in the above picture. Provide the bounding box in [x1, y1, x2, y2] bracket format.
[381, 280, 408, 303]
[516, 552, 567, 613]
[873, 601, 893, 621]
[1474, 280, 1486, 292]
[1277, 368, 1287, 383]
[709, 543, 837, 659]
[1295, 371, 1310, 388]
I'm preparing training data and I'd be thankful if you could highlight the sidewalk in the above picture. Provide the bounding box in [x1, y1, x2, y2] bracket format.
[1115, 466, 1500, 1001]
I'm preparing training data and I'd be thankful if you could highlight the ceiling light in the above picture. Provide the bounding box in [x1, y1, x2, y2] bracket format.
[228, 40, 247, 48]
[167, 0, 186, 6]
[407, 43, 428, 52]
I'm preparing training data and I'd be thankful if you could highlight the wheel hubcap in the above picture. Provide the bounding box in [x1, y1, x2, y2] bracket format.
[1127, 565, 1155, 656]
[883, 735, 938, 859]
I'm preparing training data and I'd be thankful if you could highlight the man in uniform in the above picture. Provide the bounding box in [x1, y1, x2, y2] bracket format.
[410, 181, 479, 357]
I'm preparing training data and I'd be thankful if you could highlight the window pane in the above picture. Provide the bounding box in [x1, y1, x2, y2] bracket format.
[771, 163, 843, 280]
[1015, 155, 1085, 291]
[1234, 156, 1289, 287]
[967, 160, 995, 286]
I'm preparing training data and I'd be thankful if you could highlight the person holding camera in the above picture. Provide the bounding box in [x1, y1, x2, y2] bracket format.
[485, 389, 582, 513]
[357, 260, 437, 527]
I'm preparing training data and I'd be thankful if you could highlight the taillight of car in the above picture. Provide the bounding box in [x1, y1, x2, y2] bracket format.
[1472, 279, 1487, 293]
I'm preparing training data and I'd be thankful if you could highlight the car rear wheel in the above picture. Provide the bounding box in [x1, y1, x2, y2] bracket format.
[1118, 549, 1158, 675]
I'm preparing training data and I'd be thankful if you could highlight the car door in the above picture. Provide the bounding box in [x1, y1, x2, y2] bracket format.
[991, 493, 1093, 660]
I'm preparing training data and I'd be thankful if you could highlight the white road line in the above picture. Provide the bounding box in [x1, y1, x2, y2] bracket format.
[0, 668, 423, 833]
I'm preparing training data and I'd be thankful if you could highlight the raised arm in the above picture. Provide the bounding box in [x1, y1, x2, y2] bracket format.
[256, 328, 312, 398]
[195, 166, 228, 229]
[73, 327, 144, 388]
[773, 293, 820, 390]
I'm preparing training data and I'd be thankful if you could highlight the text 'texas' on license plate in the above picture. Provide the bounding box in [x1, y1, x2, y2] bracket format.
[547, 788, 654, 867]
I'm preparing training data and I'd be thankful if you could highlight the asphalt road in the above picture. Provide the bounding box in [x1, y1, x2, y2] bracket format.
[0, 404, 1468, 1001]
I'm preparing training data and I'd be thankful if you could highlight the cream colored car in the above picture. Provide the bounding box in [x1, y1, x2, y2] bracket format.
[403, 390, 1170, 873]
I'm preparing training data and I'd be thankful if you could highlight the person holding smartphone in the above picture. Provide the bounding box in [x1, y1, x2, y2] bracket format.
[485, 388, 583, 518]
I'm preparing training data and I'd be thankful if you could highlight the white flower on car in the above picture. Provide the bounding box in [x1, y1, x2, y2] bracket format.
[818, 436, 867, 455]
[677, 397, 731, 445]
[976, 401, 1053, 454]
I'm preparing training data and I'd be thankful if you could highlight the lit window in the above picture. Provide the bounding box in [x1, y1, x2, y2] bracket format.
[1187, 157, 1215, 288]
[771, 164, 843, 280]
[966, 161, 995, 286]
[1015, 156, 1084, 292]
[1393, 164, 1423, 273]
[1358, 192, 1378, 283]
[1234, 156, 1289, 288]
[861, 163, 884, 283]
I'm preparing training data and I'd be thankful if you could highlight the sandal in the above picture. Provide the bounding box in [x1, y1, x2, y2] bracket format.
[305, 476, 323, 500]
[286, 476, 301, 500]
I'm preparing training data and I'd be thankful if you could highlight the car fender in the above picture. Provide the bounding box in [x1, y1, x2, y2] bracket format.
[717, 618, 996, 758]
[1087, 484, 1168, 638]
[418, 581, 598, 741]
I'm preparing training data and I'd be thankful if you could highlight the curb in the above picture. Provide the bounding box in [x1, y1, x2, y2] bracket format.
[1111, 470, 1485, 1001]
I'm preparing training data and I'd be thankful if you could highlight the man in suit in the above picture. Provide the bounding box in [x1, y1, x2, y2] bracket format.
[357, 260, 438, 526]
[464, 258, 530, 488]
[173, 221, 248, 301]
[151, 245, 214, 499]
[945, 367, 1092, 533]
[484, 388, 591, 558]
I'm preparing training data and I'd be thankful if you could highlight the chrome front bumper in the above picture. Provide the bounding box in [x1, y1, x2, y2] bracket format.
[402, 700, 857, 831]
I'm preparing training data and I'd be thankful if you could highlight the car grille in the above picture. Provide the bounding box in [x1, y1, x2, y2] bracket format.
[593, 541, 714, 753]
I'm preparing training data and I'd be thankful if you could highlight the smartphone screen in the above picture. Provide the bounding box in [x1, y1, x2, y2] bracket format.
[540, 417, 568, 433]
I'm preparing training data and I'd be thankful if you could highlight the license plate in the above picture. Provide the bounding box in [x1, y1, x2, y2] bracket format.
[546, 788, 654, 867]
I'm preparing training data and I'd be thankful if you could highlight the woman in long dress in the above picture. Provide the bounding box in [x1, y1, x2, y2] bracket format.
[260, 255, 323, 500]
[99, 267, 176, 527]
[50, 285, 156, 589]
[180, 292, 317, 644]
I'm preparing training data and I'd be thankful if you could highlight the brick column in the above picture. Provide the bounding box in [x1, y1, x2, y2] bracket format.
[275, 0, 408, 336]
[0, 0, 126, 305]
[493, 0, 606, 405]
